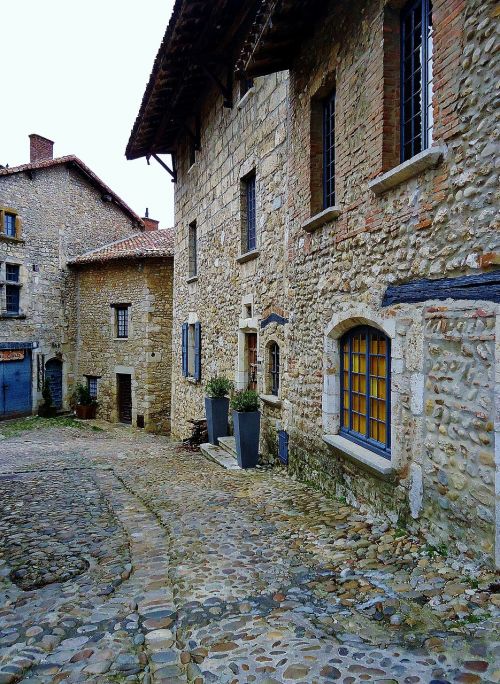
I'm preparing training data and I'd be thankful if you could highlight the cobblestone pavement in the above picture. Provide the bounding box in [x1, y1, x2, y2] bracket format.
[0, 420, 499, 684]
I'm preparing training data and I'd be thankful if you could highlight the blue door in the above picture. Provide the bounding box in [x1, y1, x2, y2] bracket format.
[45, 359, 63, 410]
[0, 351, 32, 418]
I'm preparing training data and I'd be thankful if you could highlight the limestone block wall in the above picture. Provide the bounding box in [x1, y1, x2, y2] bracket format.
[74, 258, 173, 433]
[171, 73, 290, 438]
[0, 165, 141, 411]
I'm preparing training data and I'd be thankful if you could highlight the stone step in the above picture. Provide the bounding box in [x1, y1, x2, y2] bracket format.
[200, 443, 240, 470]
[218, 436, 237, 459]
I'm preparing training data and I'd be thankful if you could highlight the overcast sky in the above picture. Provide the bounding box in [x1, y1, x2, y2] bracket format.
[1, 1, 175, 228]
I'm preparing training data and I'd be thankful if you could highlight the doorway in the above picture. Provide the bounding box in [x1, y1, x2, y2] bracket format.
[117, 373, 132, 424]
[45, 358, 63, 410]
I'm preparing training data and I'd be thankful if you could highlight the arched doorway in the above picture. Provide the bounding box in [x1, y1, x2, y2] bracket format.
[45, 358, 63, 410]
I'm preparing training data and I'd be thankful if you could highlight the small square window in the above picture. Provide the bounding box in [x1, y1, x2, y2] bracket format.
[4, 213, 16, 237]
[6, 264, 20, 282]
[115, 306, 129, 338]
[87, 376, 98, 399]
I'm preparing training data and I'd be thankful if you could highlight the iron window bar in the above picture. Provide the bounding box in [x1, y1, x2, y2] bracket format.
[246, 174, 257, 252]
[401, 0, 433, 162]
[323, 91, 336, 209]
[116, 306, 129, 338]
[270, 342, 280, 396]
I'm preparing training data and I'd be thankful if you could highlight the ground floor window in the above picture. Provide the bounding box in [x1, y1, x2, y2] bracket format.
[182, 322, 201, 381]
[86, 376, 99, 399]
[340, 326, 391, 457]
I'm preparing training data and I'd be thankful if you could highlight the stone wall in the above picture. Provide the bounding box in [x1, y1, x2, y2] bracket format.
[170, 0, 499, 564]
[74, 258, 173, 433]
[171, 73, 291, 438]
[0, 164, 141, 411]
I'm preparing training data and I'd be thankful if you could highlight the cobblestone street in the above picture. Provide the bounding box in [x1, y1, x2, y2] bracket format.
[0, 420, 499, 684]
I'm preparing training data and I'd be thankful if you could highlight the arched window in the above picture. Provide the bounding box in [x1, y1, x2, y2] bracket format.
[340, 326, 391, 458]
[269, 342, 280, 396]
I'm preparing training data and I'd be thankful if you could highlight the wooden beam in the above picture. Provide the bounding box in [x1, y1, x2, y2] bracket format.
[382, 271, 500, 306]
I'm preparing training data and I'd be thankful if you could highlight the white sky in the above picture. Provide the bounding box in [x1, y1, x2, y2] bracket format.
[1, 0, 175, 228]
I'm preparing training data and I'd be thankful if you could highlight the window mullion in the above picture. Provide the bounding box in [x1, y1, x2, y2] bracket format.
[348, 334, 353, 432]
[365, 331, 371, 440]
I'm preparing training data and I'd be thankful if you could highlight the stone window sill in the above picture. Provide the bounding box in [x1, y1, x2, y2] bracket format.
[0, 313, 26, 319]
[0, 235, 24, 244]
[186, 376, 199, 384]
[260, 394, 282, 408]
[302, 206, 341, 232]
[237, 88, 255, 110]
[113, 337, 129, 342]
[323, 433, 395, 480]
[368, 147, 445, 195]
[237, 249, 260, 264]
[187, 275, 199, 284]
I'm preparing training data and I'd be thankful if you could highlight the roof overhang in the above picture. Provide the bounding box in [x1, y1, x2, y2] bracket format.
[126, 0, 260, 161]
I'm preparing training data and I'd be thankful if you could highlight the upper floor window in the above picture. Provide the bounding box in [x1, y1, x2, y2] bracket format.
[115, 305, 129, 338]
[241, 172, 257, 253]
[401, 0, 433, 161]
[340, 326, 391, 458]
[188, 221, 198, 278]
[269, 342, 280, 396]
[323, 91, 336, 209]
[0, 208, 20, 239]
[6, 264, 20, 282]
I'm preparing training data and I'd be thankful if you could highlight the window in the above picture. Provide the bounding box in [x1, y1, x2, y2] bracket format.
[87, 376, 98, 399]
[182, 322, 201, 381]
[401, 0, 433, 161]
[188, 221, 198, 278]
[241, 172, 256, 253]
[6, 264, 20, 282]
[115, 305, 129, 338]
[269, 342, 280, 396]
[240, 77, 254, 99]
[0, 208, 19, 239]
[340, 326, 391, 458]
[323, 91, 336, 208]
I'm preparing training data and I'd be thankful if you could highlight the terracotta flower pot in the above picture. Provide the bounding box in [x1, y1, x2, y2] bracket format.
[75, 404, 97, 420]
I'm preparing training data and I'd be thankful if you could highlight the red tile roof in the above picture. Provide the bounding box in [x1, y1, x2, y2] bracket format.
[0, 155, 143, 227]
[69, 229, 174, 266]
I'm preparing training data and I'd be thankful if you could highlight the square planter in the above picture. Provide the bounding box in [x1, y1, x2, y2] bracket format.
[233, 410, 260, 468]
[75, 404, 97, 420]
[205, 397, 230, 445]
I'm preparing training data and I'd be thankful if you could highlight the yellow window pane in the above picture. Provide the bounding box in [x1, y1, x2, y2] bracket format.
[353, 374, 359, 392]
[343, 391, 349, 409]
[379, 422, 386, 443]
[359, 415, 366, 434]
[378, 379, 386, 400]
[378, 338, 386, 355]
[360, 335, 366, 352]
[370, 419, 378, 441]
[342, 410, 349, 428]
[353, 413, 359, 432]
[359, 374, 366, 393]
[370, 377, 378, 397]
[359, 395, 366, 415]
[352, 394, 359, 411]
[352, 355, 359, 373]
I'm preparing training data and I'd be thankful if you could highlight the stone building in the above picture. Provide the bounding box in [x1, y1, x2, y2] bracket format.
[127, 0, 500, 566]
[69, 228, 174, 433]
[0, 134, 173, 431]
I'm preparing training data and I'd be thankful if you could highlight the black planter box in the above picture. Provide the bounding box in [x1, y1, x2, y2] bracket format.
[233, 410, 260, 468]
[205, 397, 230, 445]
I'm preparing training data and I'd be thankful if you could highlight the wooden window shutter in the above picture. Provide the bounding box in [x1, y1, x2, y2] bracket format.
[14, 215, 21, 238]
[194, 322, 202, 382]
[182, 323, 188, 377]
[0, 210, 4, 235]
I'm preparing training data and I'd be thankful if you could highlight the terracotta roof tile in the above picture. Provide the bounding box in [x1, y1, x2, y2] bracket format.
[69, 229, 174, 265]
[0, 155, 143, 226]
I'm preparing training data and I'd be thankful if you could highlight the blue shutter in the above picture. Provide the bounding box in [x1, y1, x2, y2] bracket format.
[194, 322, 201, 382]
[182, 323, 188, 377]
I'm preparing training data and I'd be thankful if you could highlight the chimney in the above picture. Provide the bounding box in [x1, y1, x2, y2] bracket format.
[29, 134, 54, 163]
[142, 208, 159, 231]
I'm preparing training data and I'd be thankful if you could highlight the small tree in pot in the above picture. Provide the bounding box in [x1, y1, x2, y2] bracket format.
[38, 379, 56, 417]
[205, 376, 233, 445]
[72, 383, 98, 420]
[231, 389, 260, 468]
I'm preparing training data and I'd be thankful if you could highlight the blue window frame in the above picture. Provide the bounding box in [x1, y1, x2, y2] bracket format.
[340, 326, 391, 458]
[182, 322, 201, 381]
[323, 91, 336, 209]
[245, 173, 256, 252]
[270, 342, 280, 396]
[6, 264, 20, 282]
[4, 213, 16, 237]
[401, 0, 433, 162]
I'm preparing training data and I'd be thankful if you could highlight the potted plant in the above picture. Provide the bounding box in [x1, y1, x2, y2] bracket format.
[38, 379, 56, 417]
[231, 389, 260, 468]
[205, 376, 233, 445]
[72, 383, 98, 419]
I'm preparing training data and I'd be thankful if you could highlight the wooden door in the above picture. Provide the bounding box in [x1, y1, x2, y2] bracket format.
[117, 374, 132, 424]
[247, 333, 257, 391]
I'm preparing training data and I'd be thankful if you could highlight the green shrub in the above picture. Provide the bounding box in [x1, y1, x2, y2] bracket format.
[231, 389, 260, 412]
[72, 383, 96, 406]
[205, 376, 234, 399]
